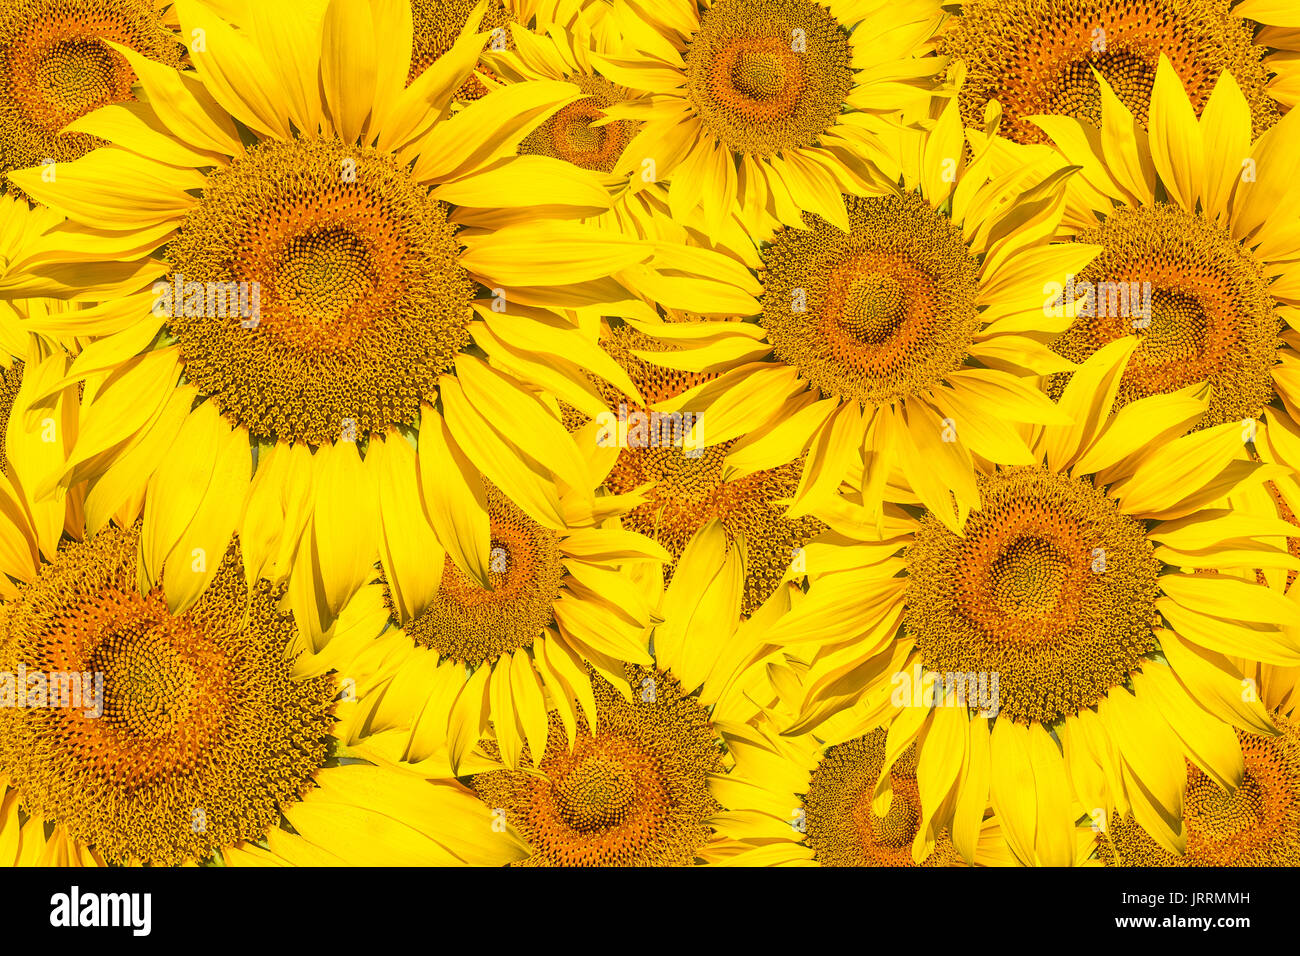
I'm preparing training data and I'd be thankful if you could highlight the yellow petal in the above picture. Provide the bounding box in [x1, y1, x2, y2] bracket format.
[1147, 55, 1203, 213]
[311, 441, 380, 616]
[372, 432, 445, 623]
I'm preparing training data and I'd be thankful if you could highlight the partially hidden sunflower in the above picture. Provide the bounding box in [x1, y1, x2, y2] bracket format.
[1098, 656, 1300, 866]
[591, 0, 947, 233]
[351, 518, 781, 865]
[463, 518, 802, 865]
[1094, 554, 1300, 866]
[0, 0, 183, 198]
[0, 514, 528, 866]
[1098, 710, 1300, 866]
[703, 716, 1033, 866]
[633, 95, 1102, 533]
[1032, 58, 1300, 489]
[564, 319, 825, 615]
[756, 338, 1300, 865]
[0, 0, 757, 625]
[414, 0, 642, 101]
[483, 7, 647, 206]
[466, 664, 725, 866]
[312, 435, 669, 775]
[937, 0, 1295, 146]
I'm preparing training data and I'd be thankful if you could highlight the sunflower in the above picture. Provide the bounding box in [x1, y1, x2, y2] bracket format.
[937, 0, 1292, 146]
[590, 0, 946, 233]
[0, 0, 757, 625]
[350, 516, 785, 864]
[466, 664, 724, 866]
[703, 716, 1040, 865]
[309, 440, 669, 775]
[411, 0, 516, 96]
[1097, 711, 1300, 866]
[564, 320, 825, 615]
[483, 8, 647, 203]
[0, 0, 182, 199]
[633, 96, 1101, 533]
[416, 0, 639, 100]
[1033, 59, 1300, 467]
[0, 517, 527, 866]
[756, 338, 1300, 865]
[462, 517, 800, 865]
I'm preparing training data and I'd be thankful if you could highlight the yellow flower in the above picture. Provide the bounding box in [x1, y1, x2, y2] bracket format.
[758, 338, 1300, 865]
[0, 0, 183, 198]
[704, 715, 1035, 866]
[590, 0, 946, 234]
[562, 320, 825, 615]
[1032, 57, 1300, 473]
[484, 6, 647, 202]
[0, 518, 526, 866]
[633, 96, 1102, 533]
[348, 517, 780, 865]
[0, 0, 755, 626]
[311, 435, 670, 775]
[1098, 713, 1300, 866]
[1099, 664, 1300, 866]
[938, 0, 1291, 145]
[468, 664, 724, 866]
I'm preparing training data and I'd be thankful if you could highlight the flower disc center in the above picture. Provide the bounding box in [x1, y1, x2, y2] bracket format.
[555, 754, 638, 831]
[989, 536, 1071, 620]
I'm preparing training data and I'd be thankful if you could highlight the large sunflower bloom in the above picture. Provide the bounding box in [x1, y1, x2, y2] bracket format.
[1032, 58, 1300, 468]
[0, 0, 756, 622]
[937, 0, 1294, 146]
[634, 97, 1100, 532]
[591, 0, 946, 233]
[0, 513, 526, 866]
[759, 339, 1300, 865]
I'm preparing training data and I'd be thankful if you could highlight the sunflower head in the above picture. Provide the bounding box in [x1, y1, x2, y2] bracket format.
[939, 0, 1280, 144]
[684, 0, 854, 157]
[591, 324, 823, 614]
[0, 0, 182, 194]
[905, 466, 1161, 726]
[1050, 204, 1280, 430]
[803, 728, 962, 866]
[409, 0, 515, 96]
[1100, 715, 1300, 865]
[0, 526, 337, 865]
[761, 191, 982, 406]
[165, 136, 474, 446]
[471, 666, 722, 866]
[519, 74, 636, 174]
[394, 485, 564, 666]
